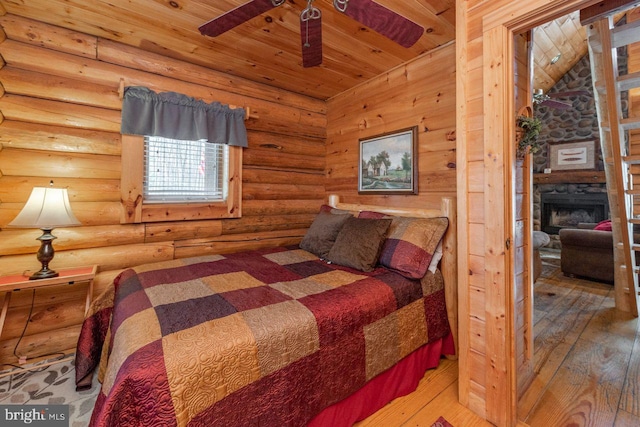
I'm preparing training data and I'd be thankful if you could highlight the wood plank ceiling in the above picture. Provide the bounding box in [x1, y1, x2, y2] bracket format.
[0, 0, 588, 101]
[532, 11, 588, 94]
[0, 0, 455, 100]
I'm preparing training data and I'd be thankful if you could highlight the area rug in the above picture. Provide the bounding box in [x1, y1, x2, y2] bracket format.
[431, 416, 454, 427]
[0, 355, 99, 427]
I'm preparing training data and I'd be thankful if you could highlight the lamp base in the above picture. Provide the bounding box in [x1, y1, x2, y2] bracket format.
[30, 228, 58, 280]
[29, 268, 59, 280]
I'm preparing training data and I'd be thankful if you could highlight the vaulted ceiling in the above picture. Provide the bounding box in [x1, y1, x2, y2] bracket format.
[0, 0, 455, 100]
[532, 11, 589, 94]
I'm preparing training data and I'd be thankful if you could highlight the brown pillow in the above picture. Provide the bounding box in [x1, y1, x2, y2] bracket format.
[300, 211, 352, 258]
[326, 217, 392, 272]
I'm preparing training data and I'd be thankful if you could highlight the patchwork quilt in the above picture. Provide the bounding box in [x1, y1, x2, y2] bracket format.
[76, 246, 451, 427]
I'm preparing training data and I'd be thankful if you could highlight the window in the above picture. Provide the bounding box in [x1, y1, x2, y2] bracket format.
[144, 136, 228, 203]
[119, 87, 246, 223]
[120, 135, 242, 223]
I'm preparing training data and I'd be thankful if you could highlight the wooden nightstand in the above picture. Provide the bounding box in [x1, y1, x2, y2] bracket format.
[0, 265, 98, 344]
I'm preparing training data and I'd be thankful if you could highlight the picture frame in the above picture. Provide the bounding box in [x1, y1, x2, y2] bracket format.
[358, 126, 418, 195]
[548, 139, 596, 171]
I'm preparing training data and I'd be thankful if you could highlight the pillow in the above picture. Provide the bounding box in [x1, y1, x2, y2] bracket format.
[594, 219, 612, 231]
[360, 210, 444, 273]
[325, 217, 392, 272]
[379, 217, 448, 279]
[428, 240, 444, 274]
[300, 211, 352, 258]
[358, 210, 389, 219]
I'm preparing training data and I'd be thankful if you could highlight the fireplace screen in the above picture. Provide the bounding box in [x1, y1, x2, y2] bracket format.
[550, 207, 599, 227]
[541, 193, 609, 234]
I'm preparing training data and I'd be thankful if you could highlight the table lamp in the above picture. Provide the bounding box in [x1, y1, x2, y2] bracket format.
[8, 185, 81, 280]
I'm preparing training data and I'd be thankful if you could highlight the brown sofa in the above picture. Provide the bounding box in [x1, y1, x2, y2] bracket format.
[559, 224, 613, 283]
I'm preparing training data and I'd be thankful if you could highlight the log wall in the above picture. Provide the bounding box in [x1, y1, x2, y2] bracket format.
[325, 43, 457, 209]
[0, 14, 327, 366]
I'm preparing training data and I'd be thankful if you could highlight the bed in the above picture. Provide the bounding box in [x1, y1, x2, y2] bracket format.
[75, 195, 458, 427]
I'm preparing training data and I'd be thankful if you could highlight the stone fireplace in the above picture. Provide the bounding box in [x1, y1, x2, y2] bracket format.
[534, 182, 608, 248]
[530, 40, 627, 249]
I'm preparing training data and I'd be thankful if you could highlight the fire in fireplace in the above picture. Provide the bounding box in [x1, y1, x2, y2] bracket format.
[540, 192, 609, 234]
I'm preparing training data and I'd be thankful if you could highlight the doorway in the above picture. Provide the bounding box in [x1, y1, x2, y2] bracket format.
[514, 3, 638, 425]
[455, 0, 620, 425]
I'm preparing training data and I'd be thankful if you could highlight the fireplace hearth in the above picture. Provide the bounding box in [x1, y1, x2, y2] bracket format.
[541, 192, 609, 234]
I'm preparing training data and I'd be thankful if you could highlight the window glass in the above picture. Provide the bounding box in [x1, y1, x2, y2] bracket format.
[144, 136, 228, 203]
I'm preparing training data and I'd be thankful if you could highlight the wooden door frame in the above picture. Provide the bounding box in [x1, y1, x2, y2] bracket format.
[477, 0, 604, 425]
[515, 30, 535, 402]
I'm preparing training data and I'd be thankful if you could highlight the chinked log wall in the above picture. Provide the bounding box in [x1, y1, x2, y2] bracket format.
[0, 14, 327, 365]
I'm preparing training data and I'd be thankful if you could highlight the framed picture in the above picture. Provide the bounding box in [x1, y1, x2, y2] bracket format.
[358, 126, 418, 195]
[548, 139, 596, 171]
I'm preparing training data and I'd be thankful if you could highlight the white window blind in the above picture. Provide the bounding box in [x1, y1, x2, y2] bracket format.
[144, 136, 228, 203]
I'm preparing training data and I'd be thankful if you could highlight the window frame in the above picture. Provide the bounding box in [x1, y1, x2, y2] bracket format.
[120, 135, 242, 223]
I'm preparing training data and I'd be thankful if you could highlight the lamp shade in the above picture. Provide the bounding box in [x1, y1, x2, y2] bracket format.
[8, 187, 81, 229]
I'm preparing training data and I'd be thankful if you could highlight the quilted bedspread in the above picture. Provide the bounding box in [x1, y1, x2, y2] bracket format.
[76, 246, 451, 427]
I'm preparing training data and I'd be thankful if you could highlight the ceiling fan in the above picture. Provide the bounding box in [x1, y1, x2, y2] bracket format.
[198, 0, 424, 68]
[533, 89, 590, 110]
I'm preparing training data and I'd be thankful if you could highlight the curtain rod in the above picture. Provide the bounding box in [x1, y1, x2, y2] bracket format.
[117, 78, 257, 120]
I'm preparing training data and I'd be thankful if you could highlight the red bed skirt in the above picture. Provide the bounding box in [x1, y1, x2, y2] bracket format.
[309, 332, 455, 427]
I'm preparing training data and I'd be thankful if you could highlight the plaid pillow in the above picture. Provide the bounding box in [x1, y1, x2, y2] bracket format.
[378, 216, 448, 279]
[358, 210, 388, 219]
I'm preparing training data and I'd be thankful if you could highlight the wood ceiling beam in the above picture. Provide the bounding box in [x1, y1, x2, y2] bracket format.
[580, 0, 640, 25]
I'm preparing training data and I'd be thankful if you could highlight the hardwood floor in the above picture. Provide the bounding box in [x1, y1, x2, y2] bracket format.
[356, 358, 492, 427]
[359, 261, 640, 426]
[519, 264, 640, 426]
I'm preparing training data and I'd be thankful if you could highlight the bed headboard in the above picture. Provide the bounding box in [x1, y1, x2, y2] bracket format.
[327, 194, 458, 356]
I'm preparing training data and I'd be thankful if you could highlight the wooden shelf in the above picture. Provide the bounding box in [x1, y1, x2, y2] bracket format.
[533, 170, 606, 184]
[0, 265, 97, 292]
[0, 265, 98, 361]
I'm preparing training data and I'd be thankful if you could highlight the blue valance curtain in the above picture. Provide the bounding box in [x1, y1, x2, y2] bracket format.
[121, 86, 248, 147]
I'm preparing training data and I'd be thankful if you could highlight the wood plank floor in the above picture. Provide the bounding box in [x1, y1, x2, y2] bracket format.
[356, 358, 492, 427]
[520, 264, 640, 426]
[359, 261, 640, 426]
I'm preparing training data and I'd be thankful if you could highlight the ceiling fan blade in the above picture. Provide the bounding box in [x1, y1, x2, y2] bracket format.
[336, 0, 423, 48]
[541, 99, 572, 110]
[301, 13, 323, 68]
[547, 90, 590, 98]
[199, 0, 283, 37]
